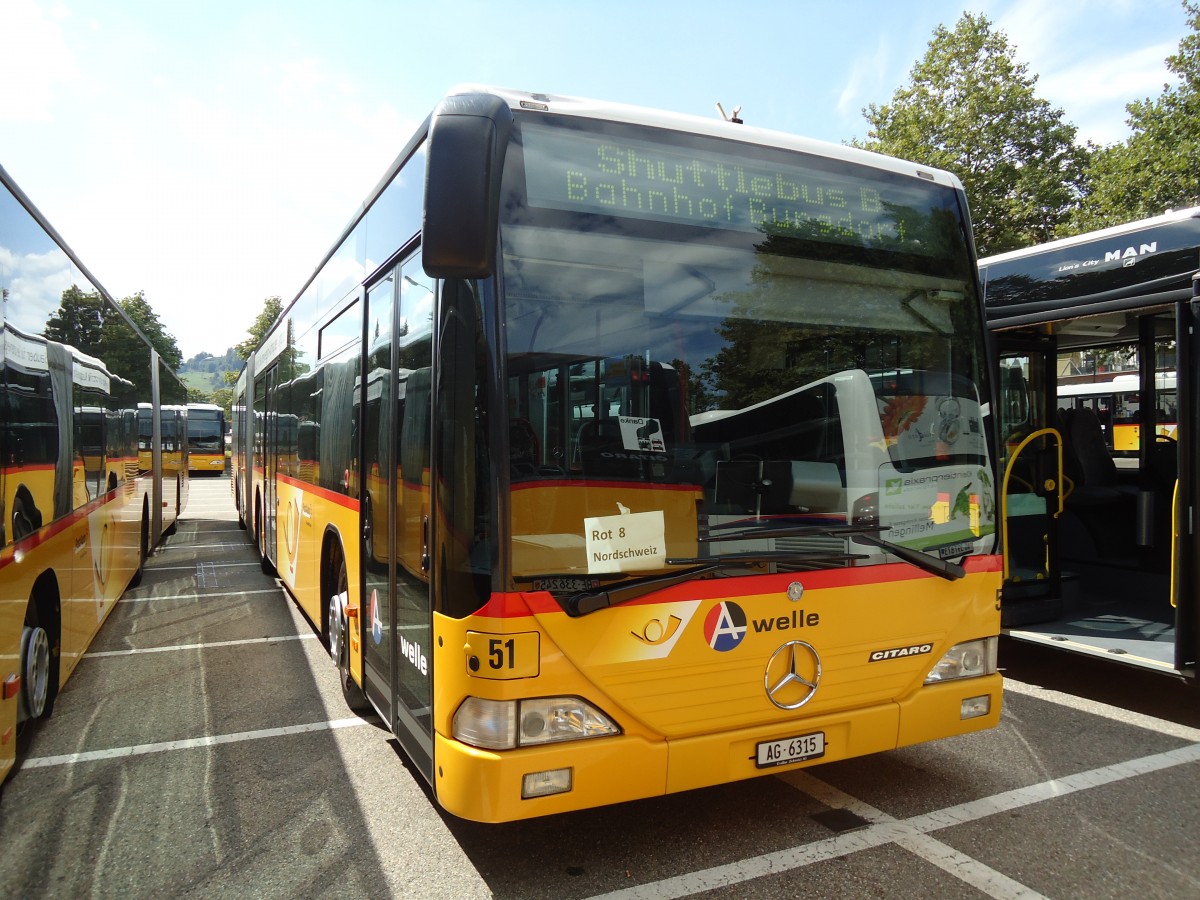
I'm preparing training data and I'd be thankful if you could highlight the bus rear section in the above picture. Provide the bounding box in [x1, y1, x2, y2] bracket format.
[981, 208, 1200, 679]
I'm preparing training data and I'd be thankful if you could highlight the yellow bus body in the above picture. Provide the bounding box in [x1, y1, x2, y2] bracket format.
[431, 562, 1002, 822]
[0, 480, 148, 775]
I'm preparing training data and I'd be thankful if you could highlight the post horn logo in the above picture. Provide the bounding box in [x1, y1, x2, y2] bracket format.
[764, 641, 822, 710]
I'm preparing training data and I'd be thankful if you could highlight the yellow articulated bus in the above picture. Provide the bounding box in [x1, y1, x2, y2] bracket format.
[0, 163, 189, 782]
[981, 207, 1200, 679]
[234, 87, 1003, 823]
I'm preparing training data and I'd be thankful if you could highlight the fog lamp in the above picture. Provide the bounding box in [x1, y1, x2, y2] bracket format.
[960, 694, 991, 719]
[522, 768, 573, 799]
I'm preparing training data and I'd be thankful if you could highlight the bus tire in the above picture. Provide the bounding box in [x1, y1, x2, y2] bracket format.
[20, 625, 50, 720]
[19, 589, 59, 728]
[236, 482, 246, 530]
[163, 477, 180, 537]
[11, 488, 41, 542]
[257, 515, 275, 576]
[128, 503, 150, 588]
[330, 563, 371, 714]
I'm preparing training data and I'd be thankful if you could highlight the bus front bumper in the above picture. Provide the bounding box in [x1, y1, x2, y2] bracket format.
[433, 674, 1002, 822]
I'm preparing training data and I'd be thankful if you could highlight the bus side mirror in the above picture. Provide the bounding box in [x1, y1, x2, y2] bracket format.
[423, 93, 513, 280]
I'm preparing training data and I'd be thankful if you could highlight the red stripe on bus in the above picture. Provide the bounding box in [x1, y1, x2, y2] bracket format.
[0, 487, 138, 573]
[275, 473, 360, 511]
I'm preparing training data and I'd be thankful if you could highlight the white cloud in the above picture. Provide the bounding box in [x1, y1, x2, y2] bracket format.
[986, 0, 1180, 145]
[0, 0, 80, 122]
[837, 36, 892, 120]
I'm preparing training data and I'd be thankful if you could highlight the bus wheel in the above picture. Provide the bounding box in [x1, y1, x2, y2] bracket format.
[327, 587, 345, 663]
[128, 505, 150, 588]
[331, 565, 371, 714]
[19, 598, 57, 725]
[163, 476, 180, 537]
[258, 519, 276, 576]
[20, 624, 50, 720]
[11, 490, 40, 542]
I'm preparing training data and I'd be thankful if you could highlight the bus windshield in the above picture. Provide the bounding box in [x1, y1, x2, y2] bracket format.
[499, 115, 994, 583]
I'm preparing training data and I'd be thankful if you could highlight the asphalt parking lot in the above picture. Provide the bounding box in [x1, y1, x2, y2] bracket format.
[1, 474, 1197, 899]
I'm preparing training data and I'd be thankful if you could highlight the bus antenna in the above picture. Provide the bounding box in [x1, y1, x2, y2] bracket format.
[715, 102, 743, 124]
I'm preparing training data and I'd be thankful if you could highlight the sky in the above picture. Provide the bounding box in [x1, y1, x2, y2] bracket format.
[0, 0, 1191, 361]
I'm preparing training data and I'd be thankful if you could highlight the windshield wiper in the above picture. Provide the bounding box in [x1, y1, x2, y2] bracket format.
[559, 549, 873, 617]
[666, 551, 866, 566]
[556, 524, 962, 617]
[560, 562, 750, 617]
[850, 533, 965, 581]
[701, 523, 885, 543]
[702, 522, 965, 581]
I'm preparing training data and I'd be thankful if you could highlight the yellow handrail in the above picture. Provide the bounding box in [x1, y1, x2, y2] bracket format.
[1171, 479, 1179, 608]
[1000, 428, 1064, 582]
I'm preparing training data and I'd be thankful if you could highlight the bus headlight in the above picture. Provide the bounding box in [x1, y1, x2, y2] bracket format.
[924, 637, 998, 683]
[453, 696, 620, 750]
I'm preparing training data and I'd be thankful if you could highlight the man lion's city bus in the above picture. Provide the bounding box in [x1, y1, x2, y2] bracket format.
[233, 87, 1003, 822]
[981, 207, 1200, 681]
[1, 163, 188, 784]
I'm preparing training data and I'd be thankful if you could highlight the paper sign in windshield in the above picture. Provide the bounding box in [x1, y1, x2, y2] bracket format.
[618, 416, 665, 453]
[584, 509, 666, 573]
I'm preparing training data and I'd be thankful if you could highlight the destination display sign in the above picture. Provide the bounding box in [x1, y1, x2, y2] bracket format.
[521, 121, 951, 255]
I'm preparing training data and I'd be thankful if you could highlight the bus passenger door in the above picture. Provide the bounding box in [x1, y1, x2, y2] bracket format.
[1175, 297, 1198, 675]
[361, 256, 435, 778]
[261, 364, 279, 568]
[995, 341, 1064, 626]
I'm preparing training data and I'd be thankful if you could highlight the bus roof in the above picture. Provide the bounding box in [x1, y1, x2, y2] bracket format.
[978, 207, 1200, 329]
[448, 85, 966, 191]
[979, 207, 1200, 266]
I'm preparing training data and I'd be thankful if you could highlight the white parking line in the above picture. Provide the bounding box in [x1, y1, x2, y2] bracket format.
[119, 588, 283, 603]
[1003, 678, 1200, 742]
[21, 716, 376, 769]
[85, 633, 318, 657]
[142, 562, 262, 572]
[588, 680, 1200, 900]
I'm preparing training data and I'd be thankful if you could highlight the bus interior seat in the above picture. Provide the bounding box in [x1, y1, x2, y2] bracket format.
[1056, 406, 1136, 559]
[1057, 407, 1135, 504]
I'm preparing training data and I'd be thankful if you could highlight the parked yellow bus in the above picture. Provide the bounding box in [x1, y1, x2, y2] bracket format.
[233, 87, 1003, 822]
[186, 402, 227, 476]
[1, 163, 188, 781]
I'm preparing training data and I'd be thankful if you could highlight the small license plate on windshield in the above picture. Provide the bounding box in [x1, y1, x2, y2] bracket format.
[532, 576, 600, 592]
[756, 731, 825, 768]
[936, 541, 974, 559]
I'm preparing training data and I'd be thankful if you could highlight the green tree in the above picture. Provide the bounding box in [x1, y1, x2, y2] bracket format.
[236, 296, 283, 361]
[43, 285, 152, 398]
[1073, 3, 1200, 229]
[43, 285, 107, 356]
[858, 12, 1089, 257]
[119, 291, 183, 371]
[210, 386, 234, 420]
